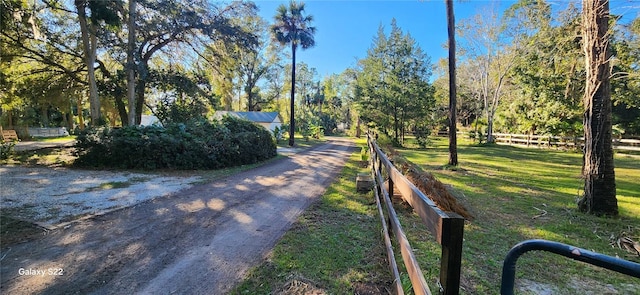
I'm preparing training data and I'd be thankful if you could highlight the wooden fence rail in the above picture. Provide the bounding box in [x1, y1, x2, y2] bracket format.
[368, 133, 465, 295]
[436, 131, 640, 151]
[492, 132, 640, 151]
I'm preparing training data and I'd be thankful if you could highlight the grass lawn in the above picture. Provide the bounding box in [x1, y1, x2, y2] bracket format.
[395, 137, 640, 294]
[235, 136, 638, 294]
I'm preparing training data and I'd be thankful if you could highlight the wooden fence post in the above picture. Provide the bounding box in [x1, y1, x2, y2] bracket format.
[440, 215, 465, 295]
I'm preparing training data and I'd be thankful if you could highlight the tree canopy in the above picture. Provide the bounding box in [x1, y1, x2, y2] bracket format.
[354, 19, 434, 145]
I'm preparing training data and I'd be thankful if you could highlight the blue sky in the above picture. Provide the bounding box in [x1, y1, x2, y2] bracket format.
[255, 0, 639, 79]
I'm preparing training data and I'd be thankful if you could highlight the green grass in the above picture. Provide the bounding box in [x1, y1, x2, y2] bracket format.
[232, 138, 392, 294]
[395, 137, 640, 294]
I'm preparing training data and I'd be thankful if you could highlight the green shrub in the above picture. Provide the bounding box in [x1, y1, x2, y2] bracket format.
[74, 117, 277, 170]
[360, 146, 368, 162]
[0, 141, 15, 160]
[414, 126, 431, 148]
[272, 125, 285, 143]
[468, 129, 486, 144]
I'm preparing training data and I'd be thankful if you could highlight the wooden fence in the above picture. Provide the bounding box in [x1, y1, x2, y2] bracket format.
[491, 133, 640, 151]
[367, 133, 465, 295]
[1, 126, 70, 139]
[27, 127, 70, 138]
[460, 132, 640, 151]
[437, 131, 640, 151]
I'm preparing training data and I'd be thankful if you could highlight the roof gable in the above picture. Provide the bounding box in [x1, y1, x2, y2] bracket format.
[214, 111, 281, 123]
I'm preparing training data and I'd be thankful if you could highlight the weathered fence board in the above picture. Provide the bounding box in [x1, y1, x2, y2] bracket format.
[27, 127, 69, 138]
[368, 133, 464, 295]
[372, 174, 404, 294]
[491, 132, 640, 151]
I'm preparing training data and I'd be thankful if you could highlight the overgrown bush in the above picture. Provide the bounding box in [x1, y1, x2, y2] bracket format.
[74, 117, 276, 170]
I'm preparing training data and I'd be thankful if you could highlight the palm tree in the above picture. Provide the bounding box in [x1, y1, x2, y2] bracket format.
[271, 1, 316, 146]
[578, 0, 617, 215]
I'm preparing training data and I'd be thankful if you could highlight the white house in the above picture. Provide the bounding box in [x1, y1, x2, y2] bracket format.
[213, 111, 282, 132]
[140, 115, 162, 126]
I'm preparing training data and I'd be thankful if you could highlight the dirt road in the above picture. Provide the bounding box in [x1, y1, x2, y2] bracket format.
[0, 137, 355, 294]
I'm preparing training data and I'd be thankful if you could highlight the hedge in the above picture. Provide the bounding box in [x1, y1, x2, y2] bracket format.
[73, 117, 277, 170]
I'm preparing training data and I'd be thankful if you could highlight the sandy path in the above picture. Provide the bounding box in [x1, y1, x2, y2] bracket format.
[0, 137, 355, 294]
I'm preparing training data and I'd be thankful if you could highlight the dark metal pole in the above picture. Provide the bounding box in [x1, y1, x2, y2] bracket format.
[501, 239, 640, 295]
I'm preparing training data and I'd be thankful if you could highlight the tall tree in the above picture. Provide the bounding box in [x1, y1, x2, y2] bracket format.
[74, 0, 121, 125]
[206, 39, 241, 111]
[578, 0, 617, 215]
[355, 20, 434, 144]
[236, 17, 278, 111]
[458, 5, 519, 143]
[504, 1, 584, 136]
[271, 1, 316, 146]
[611, 16, 640, 135]
[294, 62, 318, 106]
[446, 0, 458, 166]
[127, 0, 256, 124]
[126, 0, 136, 126]
[1, 0, 95, 129]
[206, 14, 281, 113]
[263, 62, 286, 110]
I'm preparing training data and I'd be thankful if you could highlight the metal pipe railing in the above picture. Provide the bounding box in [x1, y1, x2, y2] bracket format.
[501, 239, 640, 295]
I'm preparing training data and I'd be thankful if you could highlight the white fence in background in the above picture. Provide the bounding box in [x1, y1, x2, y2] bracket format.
[27, 127, 69, 138]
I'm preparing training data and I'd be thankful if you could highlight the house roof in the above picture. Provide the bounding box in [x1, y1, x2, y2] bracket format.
[214, 111, 281, 123]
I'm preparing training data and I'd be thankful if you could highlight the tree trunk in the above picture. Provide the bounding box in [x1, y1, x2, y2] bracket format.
[446, 0, 458, 166]
[66, 112, 74, 131]
[114, 95, 128, 126]
[578, 0, 617, 216]
[88, 21, 101, 125]
[41, 105, 49, 127]
[289, 43, 296, 147]
[7, 110, 13, 128]
[62, 110, 68, 129]
[393, 104, 399, 144]
[247, 89, 253, 111]
[487, 115, 494, 143]
[77, 95, 85, 130]
[135, 78, 146, 125]
[126, 0, 136, 126]
[75, 0, 101, 126]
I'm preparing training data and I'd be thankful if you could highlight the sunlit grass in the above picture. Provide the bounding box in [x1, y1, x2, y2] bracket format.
[396, 136, 640, 294]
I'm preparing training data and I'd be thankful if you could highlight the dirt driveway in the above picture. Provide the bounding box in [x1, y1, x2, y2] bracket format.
[0, 137, 355, 294]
